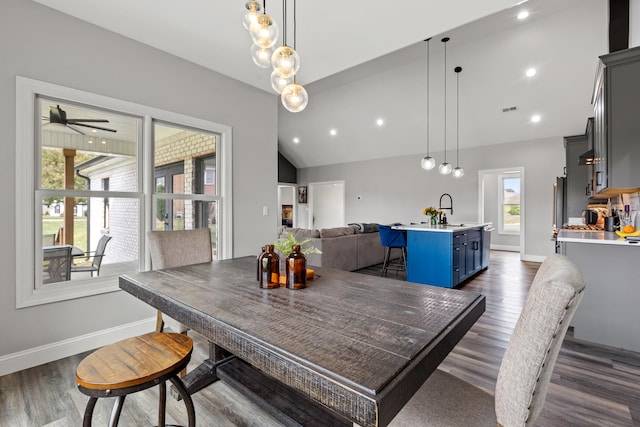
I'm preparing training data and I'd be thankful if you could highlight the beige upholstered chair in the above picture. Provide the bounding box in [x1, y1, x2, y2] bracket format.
[147, 228, 213, 333]
[390, 253, 586, 427]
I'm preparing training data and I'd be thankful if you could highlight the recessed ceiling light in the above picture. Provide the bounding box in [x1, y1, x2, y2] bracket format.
[526, 68, 536, 77]
[293, 137, 300, 144]
[531, 114, 541, 123]
[88, 139, 93, 144]
[101, 139, 107, 144]
[329, 128, 337, 136]
[517, 10, 529, 20]
[92, 129, 97, 133]
[376, 118, 384, 126]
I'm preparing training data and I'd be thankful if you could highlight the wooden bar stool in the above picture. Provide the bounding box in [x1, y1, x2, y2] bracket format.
[75, 332, 196, 427]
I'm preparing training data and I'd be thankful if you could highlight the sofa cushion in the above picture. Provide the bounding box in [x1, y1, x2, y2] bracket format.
[288, 227, 321, 239]
[320, 227, 356, 238]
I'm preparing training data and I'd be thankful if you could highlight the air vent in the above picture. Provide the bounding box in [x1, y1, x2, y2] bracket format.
[502, 106, 517, 112]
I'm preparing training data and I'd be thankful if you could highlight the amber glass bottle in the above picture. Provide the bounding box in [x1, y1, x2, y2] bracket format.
[285, 245, 306, 289]
[259, 244, 280, 288]
[256, 245, 266, 281]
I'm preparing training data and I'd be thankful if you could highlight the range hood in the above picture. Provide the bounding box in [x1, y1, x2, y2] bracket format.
[578, 149, 594, 165]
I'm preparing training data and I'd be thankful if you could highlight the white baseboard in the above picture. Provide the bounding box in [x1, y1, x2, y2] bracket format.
[0, 317, 155, 377]
[490, 244, 520, 252]
[521, 254, 547, 262]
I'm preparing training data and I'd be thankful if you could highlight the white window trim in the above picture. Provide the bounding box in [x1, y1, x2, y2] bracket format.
[498, 173, 521, 236]
[16, 76, 233, 308]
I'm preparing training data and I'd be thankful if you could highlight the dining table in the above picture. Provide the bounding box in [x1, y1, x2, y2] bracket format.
[119, 256, 485, 427]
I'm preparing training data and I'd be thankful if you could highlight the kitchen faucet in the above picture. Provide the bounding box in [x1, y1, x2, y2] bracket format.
[439, 193, 453, 220]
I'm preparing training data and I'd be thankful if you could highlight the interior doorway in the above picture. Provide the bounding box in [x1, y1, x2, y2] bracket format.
[278, 184, 297, 231]
[478, 167, 525, 259]
[308, 181, 345, 229]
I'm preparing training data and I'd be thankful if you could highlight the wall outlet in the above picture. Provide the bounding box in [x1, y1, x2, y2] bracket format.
[262, 206, 269, 216]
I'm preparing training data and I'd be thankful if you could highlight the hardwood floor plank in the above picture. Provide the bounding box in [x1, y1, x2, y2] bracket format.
[1, 250, 639, 426]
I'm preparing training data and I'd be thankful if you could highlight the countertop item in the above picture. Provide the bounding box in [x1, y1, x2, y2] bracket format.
[394, 222, 491, 233]
[557, 229, 640, 246]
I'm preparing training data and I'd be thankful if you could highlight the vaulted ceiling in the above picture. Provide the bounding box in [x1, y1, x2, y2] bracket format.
[34, 0, 608, 168]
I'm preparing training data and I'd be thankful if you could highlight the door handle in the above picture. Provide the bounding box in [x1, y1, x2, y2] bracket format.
[596, 171, 602, 186]
[472, 241, 479, 250]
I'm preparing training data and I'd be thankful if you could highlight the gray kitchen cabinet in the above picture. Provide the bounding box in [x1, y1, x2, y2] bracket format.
[564, 133, 589, 218]
[593, 46, 640, 194]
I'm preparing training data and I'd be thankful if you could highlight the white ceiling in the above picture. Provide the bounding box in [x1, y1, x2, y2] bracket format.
[33, 0, 609, 168]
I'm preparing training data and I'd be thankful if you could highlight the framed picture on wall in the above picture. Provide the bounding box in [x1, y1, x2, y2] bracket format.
[297, 186, 308, 204]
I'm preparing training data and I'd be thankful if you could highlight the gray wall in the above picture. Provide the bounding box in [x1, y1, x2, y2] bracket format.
[298, 137, 564, 259]
[0, 0, 278, 357]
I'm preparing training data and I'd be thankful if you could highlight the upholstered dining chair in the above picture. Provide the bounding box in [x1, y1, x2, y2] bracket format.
[147, 228, 213, 333]
[389, 253, 586, 427]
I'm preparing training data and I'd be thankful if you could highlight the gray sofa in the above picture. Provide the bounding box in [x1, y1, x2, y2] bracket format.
[282, 225, 387, 271]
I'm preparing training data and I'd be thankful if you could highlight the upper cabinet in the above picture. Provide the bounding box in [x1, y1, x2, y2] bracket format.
[592, 46, 640, 194]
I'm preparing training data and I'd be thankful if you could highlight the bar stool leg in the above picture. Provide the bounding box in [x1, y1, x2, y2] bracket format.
[108, 395, 126, 427]
[158, 381, 167, 427]
[382, 247, 391, 277]
[82, 397, 98, 427]
[169, 376, 196, 427]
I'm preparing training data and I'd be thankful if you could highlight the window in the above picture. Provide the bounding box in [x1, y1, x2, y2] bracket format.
[16, 77, 233, 308]
[499, 174, 521, 235]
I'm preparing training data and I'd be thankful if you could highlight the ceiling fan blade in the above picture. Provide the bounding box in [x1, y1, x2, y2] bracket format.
[66, 124, 86, 135]
[67, 119, 110, 123]
[73, 123, 117, 133]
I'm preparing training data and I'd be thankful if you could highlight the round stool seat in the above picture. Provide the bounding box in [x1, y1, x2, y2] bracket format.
[77, 332, 192, 391]
[76, 332, 195, 427]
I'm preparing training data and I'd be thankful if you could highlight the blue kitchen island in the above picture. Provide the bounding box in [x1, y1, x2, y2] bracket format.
[394, 223, 492, 288]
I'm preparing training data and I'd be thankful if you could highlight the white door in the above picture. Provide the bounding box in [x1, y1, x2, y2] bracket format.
[309, 181, 345, 229]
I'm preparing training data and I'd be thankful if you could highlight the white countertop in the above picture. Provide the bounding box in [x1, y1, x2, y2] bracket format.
[557, 229, 640, 246]
[393, 222, 492, 233]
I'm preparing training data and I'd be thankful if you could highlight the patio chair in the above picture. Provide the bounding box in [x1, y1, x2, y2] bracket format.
[70, 235, 112, 277]
[389, 253, 586, 426]
[147, 228, 213, 333]
[43, 245, 72, 284]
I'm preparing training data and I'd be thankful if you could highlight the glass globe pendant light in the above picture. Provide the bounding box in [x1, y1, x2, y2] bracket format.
[281, 79, 308, 112]
[421, 38, 435, 170]
[242, 1, 262, 30]
[270, 69, 294, 93]
[251, 43, 274, 68]
[272, 45, 300, 78]
[249, 12, 279, 49]
[439, 37, 452, 176]
[452, 66, 464, 178]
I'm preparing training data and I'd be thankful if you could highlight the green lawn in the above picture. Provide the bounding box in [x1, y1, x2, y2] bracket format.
[42, 217, 88, 250]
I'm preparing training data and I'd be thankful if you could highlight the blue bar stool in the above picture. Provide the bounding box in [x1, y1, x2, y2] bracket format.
[378, 224, 407, 277]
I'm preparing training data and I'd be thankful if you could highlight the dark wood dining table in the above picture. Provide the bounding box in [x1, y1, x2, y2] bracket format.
[119, 256, 485, 427]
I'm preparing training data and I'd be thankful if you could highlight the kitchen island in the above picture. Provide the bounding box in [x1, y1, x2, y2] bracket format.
[557, 229, 640, 352]
[394, 223, 492, 288]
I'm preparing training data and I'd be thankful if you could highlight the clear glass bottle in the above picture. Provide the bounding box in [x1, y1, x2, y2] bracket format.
[285, 244, 306, 290]
[259, 244, 280, 288]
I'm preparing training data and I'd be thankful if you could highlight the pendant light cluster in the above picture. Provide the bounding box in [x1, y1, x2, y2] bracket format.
[420, 36, 464, 178]
[242, 0, 308, 112]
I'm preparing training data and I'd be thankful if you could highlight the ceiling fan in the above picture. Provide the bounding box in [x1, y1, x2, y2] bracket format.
[43, 104, 117, 135]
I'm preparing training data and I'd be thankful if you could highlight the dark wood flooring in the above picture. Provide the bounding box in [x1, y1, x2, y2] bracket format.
[1, 251, 639, 426]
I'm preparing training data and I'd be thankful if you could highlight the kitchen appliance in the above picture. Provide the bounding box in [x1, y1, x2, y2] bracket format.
[582, 209, 600, 225]
[604, 216, 619, 232]
[482, 225, 493, 269]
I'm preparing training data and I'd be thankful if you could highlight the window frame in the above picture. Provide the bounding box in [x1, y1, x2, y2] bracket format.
[16, 76, 233, 308]
[498, 173, 521, 236]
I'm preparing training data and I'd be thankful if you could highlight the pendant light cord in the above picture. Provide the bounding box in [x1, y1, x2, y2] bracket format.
[282, 0, 286, 46]
[426, 38, 430, 156]
[456, 68, 459, 166]
[293, 0, 297, 50]
[443, 38, 447, 163]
